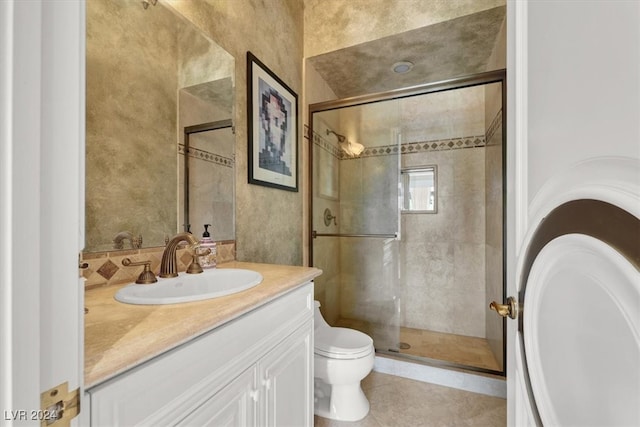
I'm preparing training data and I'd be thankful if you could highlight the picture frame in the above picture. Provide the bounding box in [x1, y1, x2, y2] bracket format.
[247, 51, 298, 192]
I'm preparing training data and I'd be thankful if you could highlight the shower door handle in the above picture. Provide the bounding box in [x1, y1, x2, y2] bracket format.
[489, 296, 520, 320]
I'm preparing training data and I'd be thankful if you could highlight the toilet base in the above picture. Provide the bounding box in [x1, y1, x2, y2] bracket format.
[314, 378, 370, 422]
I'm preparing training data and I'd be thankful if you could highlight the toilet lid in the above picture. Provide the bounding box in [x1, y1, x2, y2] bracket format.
[315, 327, 373, 359]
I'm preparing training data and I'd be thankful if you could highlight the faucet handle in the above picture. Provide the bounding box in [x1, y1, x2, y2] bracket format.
[186, 246, 210, 274]
[122, 258, 158, 284]
[132, 234, 143, 249]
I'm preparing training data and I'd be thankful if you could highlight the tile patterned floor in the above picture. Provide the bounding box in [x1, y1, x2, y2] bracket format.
[335, 318, 501, 372]
[314, 371, 507, 427]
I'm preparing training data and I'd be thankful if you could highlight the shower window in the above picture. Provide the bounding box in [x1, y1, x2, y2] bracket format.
[401, 166, 437, 213]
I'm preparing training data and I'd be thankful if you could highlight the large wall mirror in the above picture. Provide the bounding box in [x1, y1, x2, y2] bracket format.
[85, 0, 235, 252]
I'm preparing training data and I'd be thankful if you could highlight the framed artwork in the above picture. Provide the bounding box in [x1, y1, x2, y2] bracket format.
[247, 51, 298, 192]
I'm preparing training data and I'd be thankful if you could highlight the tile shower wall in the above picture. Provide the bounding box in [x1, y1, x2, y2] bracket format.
[311, 88, 493, 340]
[334, 86, 489, 339]
[401, 145, 486, 337]
[338, 153, 400, 335]
[319, 131, 488, 339]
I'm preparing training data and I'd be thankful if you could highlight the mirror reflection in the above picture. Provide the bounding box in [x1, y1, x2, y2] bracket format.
[85, 0, 235, 252]
[180, 120, 234, 241]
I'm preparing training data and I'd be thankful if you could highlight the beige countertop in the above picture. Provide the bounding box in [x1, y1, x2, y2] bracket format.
[84, 261, 322, 388]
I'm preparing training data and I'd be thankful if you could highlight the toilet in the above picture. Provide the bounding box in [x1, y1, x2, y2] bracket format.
[313, 300, 375, 422]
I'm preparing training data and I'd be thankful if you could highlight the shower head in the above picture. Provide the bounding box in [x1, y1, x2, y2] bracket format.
[326, 129, 364, 157]
[326, 129, 346, 143]
[142, 0, 158, 9]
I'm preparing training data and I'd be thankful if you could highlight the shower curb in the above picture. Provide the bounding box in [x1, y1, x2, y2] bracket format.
[373, 355, 506, 399]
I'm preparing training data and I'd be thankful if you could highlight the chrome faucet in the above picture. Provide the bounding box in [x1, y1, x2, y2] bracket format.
[159, 232, 205, 278]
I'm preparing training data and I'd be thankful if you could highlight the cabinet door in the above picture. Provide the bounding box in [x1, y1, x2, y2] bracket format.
[259, 320, 313, 427]
[176, 366, 258, 427]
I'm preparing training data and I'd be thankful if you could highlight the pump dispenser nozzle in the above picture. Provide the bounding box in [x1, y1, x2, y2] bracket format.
[198, 224, 217, 268]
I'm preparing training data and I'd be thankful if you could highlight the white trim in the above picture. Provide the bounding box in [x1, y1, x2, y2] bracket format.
[506, 1, 531, 426]
[0, 0, 14, 415]
[1, 2, 85, 423]
[1, 0, 44, 419]
[516, 157, 640, 300]
[513, 0, 528, 256]
[528, 157, 640, 226]
[39, 0, 85, 396]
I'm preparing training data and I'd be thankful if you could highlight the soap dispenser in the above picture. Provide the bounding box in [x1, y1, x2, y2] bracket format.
[198, 224, 217, 269]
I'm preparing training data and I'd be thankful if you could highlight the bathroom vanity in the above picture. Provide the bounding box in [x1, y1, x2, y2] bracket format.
[84, 262, 322, 426]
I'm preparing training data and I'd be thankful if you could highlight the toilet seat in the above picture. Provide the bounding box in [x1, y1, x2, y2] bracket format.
[315, 327, 373, 359]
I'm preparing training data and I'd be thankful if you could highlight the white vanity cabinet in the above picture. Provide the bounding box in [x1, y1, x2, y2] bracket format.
[86, 283, 313, 427]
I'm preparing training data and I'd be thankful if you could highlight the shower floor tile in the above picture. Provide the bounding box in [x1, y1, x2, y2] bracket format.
[397, 326, 501, 371]
[314, 371, 506, 427]
[335, 318, 501, 372]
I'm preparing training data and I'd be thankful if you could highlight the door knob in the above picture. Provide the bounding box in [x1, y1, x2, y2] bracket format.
[490, 296, 519, 319]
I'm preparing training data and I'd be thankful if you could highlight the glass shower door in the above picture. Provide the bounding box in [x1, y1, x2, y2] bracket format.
[310, 101, 402, 352]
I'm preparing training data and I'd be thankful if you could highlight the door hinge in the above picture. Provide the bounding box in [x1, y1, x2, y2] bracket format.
[40, 382, 80, 427]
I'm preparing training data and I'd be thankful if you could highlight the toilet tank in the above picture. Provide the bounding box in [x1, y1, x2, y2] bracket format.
[314, 301, 330, 330]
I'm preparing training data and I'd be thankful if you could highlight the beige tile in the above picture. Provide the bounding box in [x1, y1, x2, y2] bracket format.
[335, 319, 500, 372]
[315, 371, 506, 427]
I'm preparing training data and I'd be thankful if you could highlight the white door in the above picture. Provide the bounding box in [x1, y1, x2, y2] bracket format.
[1, 1, 85, 425]
[505, 1, 640, 425]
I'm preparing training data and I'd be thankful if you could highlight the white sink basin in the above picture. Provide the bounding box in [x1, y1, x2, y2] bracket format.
[114, 268, 263, 305]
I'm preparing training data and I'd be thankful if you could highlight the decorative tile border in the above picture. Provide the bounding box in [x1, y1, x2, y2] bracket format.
[398, 135, 486, 156]
[307, 108, 503, 160]
[311, 129, 486, 161]
[178, 144, 234, 168]
[81, 241, 236, 289]
[311, 127, 343, 159]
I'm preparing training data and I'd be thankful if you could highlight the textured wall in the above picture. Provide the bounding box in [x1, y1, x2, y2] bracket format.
[169, 0, 305, 265]
[86, 0, 234, 252]
[86, 0, 179, 252]
[304, 0, 506, 57]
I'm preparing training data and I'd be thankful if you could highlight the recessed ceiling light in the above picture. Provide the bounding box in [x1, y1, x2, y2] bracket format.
[392, 61, 414, 74]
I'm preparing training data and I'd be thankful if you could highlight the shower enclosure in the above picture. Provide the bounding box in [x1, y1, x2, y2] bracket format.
[309, 71, 506, 375]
